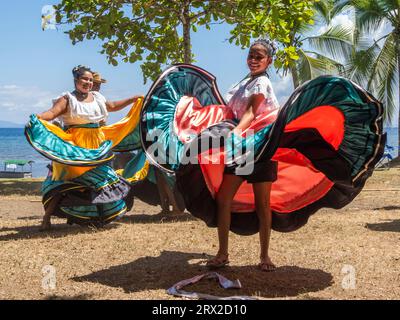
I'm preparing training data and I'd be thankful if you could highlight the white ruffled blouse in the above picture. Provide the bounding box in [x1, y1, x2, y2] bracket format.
[225, 75, 280, 120]
[53, 91, 108, 126]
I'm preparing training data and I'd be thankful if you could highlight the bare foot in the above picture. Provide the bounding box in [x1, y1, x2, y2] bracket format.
[39, 217, 51, 232]
[259, 257, 276, 272]
[160, 208, 170, 215]
[170, 208, 185, 215]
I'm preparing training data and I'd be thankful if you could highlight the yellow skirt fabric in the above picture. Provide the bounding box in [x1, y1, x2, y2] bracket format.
[40, 98, 143, 181]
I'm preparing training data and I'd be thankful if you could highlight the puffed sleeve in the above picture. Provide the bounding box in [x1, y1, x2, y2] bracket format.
[92, 91, 109, 118]
[247, 76, 280, 111]
[247, 76, 271, 97]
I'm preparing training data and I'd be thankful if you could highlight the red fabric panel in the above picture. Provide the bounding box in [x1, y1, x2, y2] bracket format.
[197, 106, 345, 214]
[284, 105, 345, 150]
[174, 96, 233, 143]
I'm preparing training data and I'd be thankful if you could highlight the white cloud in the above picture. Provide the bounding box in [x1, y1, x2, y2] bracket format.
[0, 85, 55, 110]
[272, 74, 293, 105]
[317, 12, 354, 35]
[0, 85, 57, 122]
[0, 102, 16, 108]
[1, 85, 19, 90]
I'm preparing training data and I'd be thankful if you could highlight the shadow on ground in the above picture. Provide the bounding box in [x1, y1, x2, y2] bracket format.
[120, 212, 197, 224]
[0, 223, 120, 241]
[0, 179, 43, 196]
[373, 206, 400, 211]
[44, 294, 93, 300]
[72, 250, 333, 299]
[365, 219, 400, 232]
[0, 211, 196, 241]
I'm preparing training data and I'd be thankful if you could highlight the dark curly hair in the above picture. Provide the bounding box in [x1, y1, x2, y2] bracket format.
[250, 39, 277, 58]
[72, 65, 92, 80]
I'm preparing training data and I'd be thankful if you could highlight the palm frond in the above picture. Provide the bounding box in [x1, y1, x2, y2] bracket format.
[331, 0, 353, 17]
[313, 0, 334, 25]
[376, 57, 397, 124]
[297, 49, 313, 83]
[367, 33, 396, 90]
[306, 25, 353, 61]
[352, 0, 388, 35]
[344, 44, 378, 86]
[377, 0, 400, 13]
[297, 49, 342, 84]
[312, 52, 345, 75]
[296, 20, 315, 35]
[368, 33, 398, 123]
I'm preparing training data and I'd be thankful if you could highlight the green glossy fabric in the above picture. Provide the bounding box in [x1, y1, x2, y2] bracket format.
[42, 165, 120, 194]
[25, 114, 113, 166]
[64, 123, 101, 130]
[143, 66, 224, 171]
[41, 165, 129, 223]
[112, 125, 142, 152]
[143, 66, 382, 180]
[41, 177, 72, 195]
[281, 76, 381, 177]
[60, 200, 126, 219]
[120, 150, 147, 180]
[73, 165, 119, 190]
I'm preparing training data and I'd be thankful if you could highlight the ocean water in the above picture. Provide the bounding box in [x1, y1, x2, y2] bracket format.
[0, 127, 398, 178]
[0, 128, 50, 177]
[384, 127, 399, 155]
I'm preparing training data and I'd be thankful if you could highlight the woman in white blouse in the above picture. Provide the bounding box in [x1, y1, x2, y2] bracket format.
[38, 65, 140, 127]
[37, 65, 142, 230]
[206, 40, 279, 272]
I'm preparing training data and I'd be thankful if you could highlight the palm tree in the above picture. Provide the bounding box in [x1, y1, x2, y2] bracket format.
[336, 0, 399, 146]
[284, 0, 354, 88]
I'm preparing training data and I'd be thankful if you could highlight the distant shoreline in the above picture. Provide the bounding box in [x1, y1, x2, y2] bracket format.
[0, 125, 24, 129]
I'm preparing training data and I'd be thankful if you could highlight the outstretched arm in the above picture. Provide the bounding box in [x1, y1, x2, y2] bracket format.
[37, 96, 68, 121]
[106, 95, 143, 112]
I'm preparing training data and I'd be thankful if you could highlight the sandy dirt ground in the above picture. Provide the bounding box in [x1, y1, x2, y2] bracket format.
[0, 169, 399, 300]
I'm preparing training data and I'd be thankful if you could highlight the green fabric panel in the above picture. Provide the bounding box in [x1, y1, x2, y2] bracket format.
[64, 123, 101, 129]
[146, 165, 157, 184]
[120, 150, 147, 180]
[144, 66, 224, 171]
[60, 200, 126, 219]
[41, 176, 71, 194]
[73, 165, 120, 190]
[25, 114, 113, 166]
[226, 125, 274, 161]
[112, 125, 142, 152]
[41, 165, 119, 194]
[282, 76, 381, 177]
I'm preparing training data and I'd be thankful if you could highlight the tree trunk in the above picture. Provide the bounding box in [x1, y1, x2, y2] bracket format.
[182, 1, 191, 64]
[290, 64, 300, 88]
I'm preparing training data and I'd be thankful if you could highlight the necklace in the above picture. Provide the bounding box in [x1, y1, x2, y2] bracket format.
[250, 71, 267, 80]
[73, 90, 89, 101]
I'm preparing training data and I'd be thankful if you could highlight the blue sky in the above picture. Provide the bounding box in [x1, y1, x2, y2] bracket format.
[0, 1, 295, 124]
[0, 1, 396, 126]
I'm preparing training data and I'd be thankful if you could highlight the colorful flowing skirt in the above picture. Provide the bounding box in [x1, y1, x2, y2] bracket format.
[139, 64, 385, 234]
[25, 99, 144, 226]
